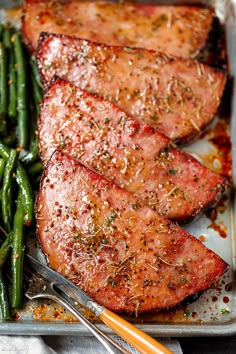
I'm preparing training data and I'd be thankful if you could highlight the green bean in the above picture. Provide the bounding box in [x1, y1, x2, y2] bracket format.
[21, 137, 39, 165]
[0, 268, 11, 320]
[0, 42, 8, 136]
[0, 41, 7, 115]
[2, 149, 19, 233]
[0, 24, 3, 40]
[13, 32, 28, 149]
[3, 132, 17, 147]
[0, 141, 34, 226]
[0, 140, 10, 159]
[30, 58, 43, 89]
[0, 27, 43, 317]
[31, 76, 43, 113]
[8, 50, 17, 119]
[21, 59, 43, 165]
[4, 27, 17, 119]
[0, 158, 5, 183]
[21, 71, 42, 164]
[11, 189, 24, 309]
[3, 26, 11, 49]
[0, 160, 4, 215]
[16, 163, 34, 226]
[27, 161, 43, 176]
[0, 231, 12, 268]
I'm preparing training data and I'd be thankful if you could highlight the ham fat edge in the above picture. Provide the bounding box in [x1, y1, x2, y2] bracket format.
[38, 78, 229, 224]
[36, 150, 228, 315]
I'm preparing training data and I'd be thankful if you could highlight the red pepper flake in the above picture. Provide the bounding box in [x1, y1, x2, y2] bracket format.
[53, 310, 59, 318]
[14, 313, 21, 320]
[192, 312, 198, 319]
[25, 219, 31, 227]
[223, 296, 229, 304]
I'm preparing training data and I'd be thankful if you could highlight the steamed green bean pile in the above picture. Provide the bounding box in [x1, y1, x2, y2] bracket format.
[0, 24, 43, 320]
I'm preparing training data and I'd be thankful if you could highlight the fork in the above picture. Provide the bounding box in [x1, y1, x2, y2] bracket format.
[25, 268, 131, 354]
[25, 255, 172, 354]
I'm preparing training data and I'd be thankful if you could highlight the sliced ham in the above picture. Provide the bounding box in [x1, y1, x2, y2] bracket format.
[22, 0, 213, 58]
[38, 78, 229, 223]
[37, 33, 226, 144]
[36, 150, 228, 314]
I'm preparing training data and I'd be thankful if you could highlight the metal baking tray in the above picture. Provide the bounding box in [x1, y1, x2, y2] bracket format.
[0, 0, 235, 336]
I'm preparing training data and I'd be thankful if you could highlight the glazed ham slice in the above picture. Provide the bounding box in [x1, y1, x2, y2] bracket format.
[22, 0, 213, 58]
[38, 78, 229, 223]
[37, 33, 226, 144]
[36, 150, 228, 314]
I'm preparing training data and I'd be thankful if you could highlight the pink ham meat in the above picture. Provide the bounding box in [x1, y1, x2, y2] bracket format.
[22, 0, 213, 58]
[36, 150, 228, 314]
[37, 33, 226, 144]
[38, 78, 229, 223]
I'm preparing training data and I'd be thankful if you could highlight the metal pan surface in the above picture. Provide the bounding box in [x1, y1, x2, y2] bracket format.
[0, 0, 235, 336]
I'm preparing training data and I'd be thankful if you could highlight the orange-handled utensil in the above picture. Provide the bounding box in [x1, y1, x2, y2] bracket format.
[100, 308, 172, 354]
[26, 254, 173, 354]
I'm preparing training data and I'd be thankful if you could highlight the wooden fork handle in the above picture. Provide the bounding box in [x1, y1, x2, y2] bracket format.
[100, 308, 173, 354]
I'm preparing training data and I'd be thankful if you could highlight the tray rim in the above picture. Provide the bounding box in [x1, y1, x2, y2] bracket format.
[0, 0, 236, 337]
[0, 319, 236, 336]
